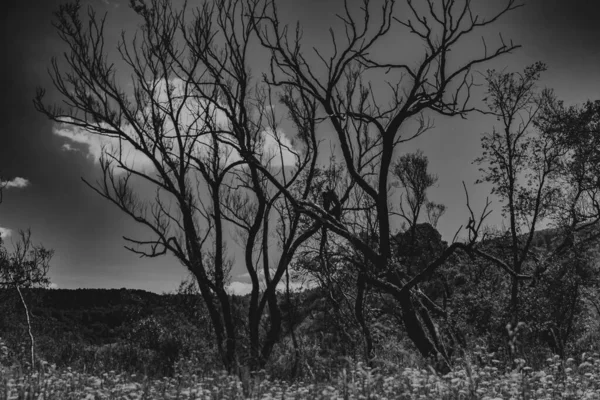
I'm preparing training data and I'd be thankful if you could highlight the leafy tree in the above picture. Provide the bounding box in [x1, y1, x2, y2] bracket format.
[532, 98, 600, 356]
[473, 62, 564, 325]
[472, 65, 600, 357]
[393, 150, 446, 275]
[539, 99, 600, 245]
[394, 150, 441, 231]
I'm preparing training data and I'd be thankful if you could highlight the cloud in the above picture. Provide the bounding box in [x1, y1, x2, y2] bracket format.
[53, 123, 109, 162]
[53, 121, 155, 174]
[53, 78, 298, 175]
[2, 177, 30, 189]
[262, 128, 297, 167]
[49, 283, 59, 289]
[227, 281, 253, 296]
[226, 278, 315, 296]
[0, 227, 12, 239]
[61, 143, 80, 153]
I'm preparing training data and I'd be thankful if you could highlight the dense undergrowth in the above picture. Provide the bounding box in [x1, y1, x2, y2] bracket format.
[2, 286, 600, 399]
[1, 268, 600, 399]
[2, 337, 600, 400]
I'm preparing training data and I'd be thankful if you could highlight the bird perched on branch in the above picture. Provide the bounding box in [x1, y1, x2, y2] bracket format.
[322, 187, 341, 221]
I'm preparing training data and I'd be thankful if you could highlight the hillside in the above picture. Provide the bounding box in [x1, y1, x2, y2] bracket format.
[0, 286, 340, 376]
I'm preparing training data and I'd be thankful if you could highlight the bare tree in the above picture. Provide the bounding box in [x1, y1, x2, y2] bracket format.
[0, 229, 53, 367]
[219, 91, 323, 369]
[0, 230, 52, 290]
[250, 0, 521, 371]
[36, 0, 524, 373]
[0, 179, 53, 367]
[0, 182, 52, 291]
[35, 0, 322, 372]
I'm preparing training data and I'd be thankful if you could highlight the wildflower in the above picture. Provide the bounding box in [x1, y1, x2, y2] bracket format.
[90, 377, 102, 388]
[579, 362, 592, 370]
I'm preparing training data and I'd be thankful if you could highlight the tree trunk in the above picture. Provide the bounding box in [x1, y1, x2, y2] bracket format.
[211, 183, 238, 371]
[16, 286, 35, 367]
[285, 267, 301, 379]
[248, 289, 261, 370]
[355, 273, 373, 364]
[215, 288, 237, 372]
[396, 290, 451, 374]
[416, 296, 450, 363]
[183, 203, 235, 372]
[193, 272, 228, 369]
[259, 286, 282, 368]
[510, 276, 519, 326]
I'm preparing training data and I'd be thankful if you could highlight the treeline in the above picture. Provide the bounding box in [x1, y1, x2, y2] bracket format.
[0, 287, 340, 377]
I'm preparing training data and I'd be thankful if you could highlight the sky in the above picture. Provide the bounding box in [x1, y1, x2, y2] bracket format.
[0, 0, 599, 294]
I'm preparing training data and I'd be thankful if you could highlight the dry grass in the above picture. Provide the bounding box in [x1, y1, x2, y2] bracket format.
[2, 338, 600, 399]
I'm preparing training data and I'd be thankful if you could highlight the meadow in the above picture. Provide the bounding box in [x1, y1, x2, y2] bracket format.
[2, 336, 600, 400]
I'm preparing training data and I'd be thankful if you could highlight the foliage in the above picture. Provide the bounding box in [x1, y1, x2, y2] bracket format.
[0, 230, 52, 289]
[393, 150, 445, 230]
[0, 288, 218, 377]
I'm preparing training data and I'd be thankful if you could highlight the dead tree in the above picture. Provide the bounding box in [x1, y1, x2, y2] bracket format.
[35, 0, 323, 372]
[36, 0, 528, 373]
[252, 0, 522, 372]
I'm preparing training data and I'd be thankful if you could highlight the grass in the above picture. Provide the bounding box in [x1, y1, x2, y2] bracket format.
[2, 355, 600, 399]
[2, 338, 600, 399]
